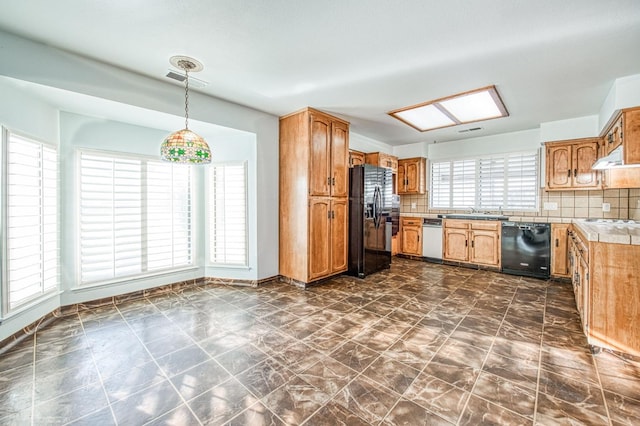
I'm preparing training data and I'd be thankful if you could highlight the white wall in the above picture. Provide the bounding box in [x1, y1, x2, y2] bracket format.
[393, 142, 429, 159]
[599, 74, 640, 131]
[350, 132, 393, 153]
[0, 77, 59, 141]
[427, 128, 541, 161]
[539, 115, 599, 142]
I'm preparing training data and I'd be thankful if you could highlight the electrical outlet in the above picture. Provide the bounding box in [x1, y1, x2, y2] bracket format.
[411, 202, 417, 210]
[602, 202, 611, 212]
[543, 202, 558, 211]
[637, 199, 640, 208]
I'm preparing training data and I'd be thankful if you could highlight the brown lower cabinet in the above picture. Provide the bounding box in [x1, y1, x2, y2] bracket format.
[399, 217, 422, 256]
[308, 198, 348, 281]
[568, 224, 640, 356]
[551, 223, 570, 278]
[443, 219, 500, 267]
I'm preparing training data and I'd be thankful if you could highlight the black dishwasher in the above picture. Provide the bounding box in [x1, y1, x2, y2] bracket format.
[501, 222, 550, 279]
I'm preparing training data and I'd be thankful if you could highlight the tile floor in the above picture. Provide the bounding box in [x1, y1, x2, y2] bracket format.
[1, 259, 639, 425]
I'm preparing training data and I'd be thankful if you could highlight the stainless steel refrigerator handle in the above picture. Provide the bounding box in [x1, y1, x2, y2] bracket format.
[373, 187, 382, 228]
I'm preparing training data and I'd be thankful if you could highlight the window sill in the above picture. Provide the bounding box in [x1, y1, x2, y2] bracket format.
[74, 266, 201, 292]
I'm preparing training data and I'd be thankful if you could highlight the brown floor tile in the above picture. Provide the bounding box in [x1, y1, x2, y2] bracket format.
[2, 259, 638, 425]
[460, 395, 533, 426]
[404, 372, 470, 424]
[472, 372, 536, 418]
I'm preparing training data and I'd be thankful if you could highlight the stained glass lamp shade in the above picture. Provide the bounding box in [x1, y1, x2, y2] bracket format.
[161, 129, 211, 164]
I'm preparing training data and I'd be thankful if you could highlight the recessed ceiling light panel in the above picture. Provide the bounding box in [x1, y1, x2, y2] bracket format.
[388, 85, 508, 132]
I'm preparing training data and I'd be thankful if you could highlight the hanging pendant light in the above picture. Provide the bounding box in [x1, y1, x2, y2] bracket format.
[161, 56, 212, 164]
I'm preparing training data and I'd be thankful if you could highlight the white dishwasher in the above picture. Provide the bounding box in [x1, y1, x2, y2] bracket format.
[422, 218, 443, 261]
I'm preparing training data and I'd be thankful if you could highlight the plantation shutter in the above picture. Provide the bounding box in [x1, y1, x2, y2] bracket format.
[79, 151, 192, 285]
[5, 132, 58, 309]
[209, 163, 247, 265]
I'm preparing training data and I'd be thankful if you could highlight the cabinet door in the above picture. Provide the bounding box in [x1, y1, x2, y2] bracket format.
[308, 198, 331, 280]
[401, 225, 421, 256]
[349, 150, 365, 167]
[551, 224, 570, 277]
[397, 162, 407, 193]
[331, 121, 349, 197]
[309, 113, 332, 197]
[380, 153, 398, 173]
[470, 230, 499, 266]
[604, 114, 623, 155]
[572, 142, 599, 188]
[546, 145, 572, 189]
[330, 199, 348, 273]
[405, 160, 420, 193]
[578, 255, 589, 329]
[624, 109, 640, 164]
[444, 228, 468, 262]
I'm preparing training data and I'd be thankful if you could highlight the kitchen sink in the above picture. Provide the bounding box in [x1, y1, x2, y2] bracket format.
[437, 213, 510, 221]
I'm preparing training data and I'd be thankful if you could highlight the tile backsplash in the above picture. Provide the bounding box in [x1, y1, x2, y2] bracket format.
[401, 188, 640, 220]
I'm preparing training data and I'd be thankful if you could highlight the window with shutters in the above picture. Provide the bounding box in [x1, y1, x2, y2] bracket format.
[78, 150, 192, 285]
[430, 152, 538, 211]
[2, 129, 59, 311]
[208, 162, 247, 266]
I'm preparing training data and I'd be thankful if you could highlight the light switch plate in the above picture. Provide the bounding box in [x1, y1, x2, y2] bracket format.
[411, 202, 417, 210]
[543, 202, 558, 211]
[602, 202, 611, 212]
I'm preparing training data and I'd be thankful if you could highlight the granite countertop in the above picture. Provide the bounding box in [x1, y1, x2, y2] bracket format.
[398, 213, 640, 245]
[398, 212, 569, 223]
[572, 220, 640, 245]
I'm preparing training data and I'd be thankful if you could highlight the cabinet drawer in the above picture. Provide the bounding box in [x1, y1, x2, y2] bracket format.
[470, 221, 500, 231]
[401, 217, 422, 226]
[443, 219, 469, 229]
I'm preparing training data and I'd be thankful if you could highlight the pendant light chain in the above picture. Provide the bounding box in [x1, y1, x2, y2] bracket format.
[184, 68, 190, 130]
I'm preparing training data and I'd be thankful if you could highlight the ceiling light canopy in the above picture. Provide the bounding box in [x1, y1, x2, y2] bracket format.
[388, 85, 508, 132]
[161, 56, 211, 164]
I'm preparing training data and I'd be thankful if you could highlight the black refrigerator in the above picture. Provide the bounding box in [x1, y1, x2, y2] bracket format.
[348, 164, 399, 278]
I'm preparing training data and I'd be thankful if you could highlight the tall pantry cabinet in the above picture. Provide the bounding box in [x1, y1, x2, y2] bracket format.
[279, 108, 349, 285]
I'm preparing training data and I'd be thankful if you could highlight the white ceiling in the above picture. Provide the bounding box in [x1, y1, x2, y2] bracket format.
[1, 0, 639, 146]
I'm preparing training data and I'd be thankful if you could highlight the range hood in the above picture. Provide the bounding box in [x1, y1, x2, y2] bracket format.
[592, 146, 623, 169]
[591, 146, 640, 170]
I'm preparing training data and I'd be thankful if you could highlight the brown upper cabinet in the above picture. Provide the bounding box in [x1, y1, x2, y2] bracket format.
[545, 138, 600, 190]
[397, 157, 426, 194]
[365, 152, 398, 173]
[279, 108, 349, 285]
[348, 149, 365, 167]
[308, 112, 349, 197]
[601, 107, 640, 163]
